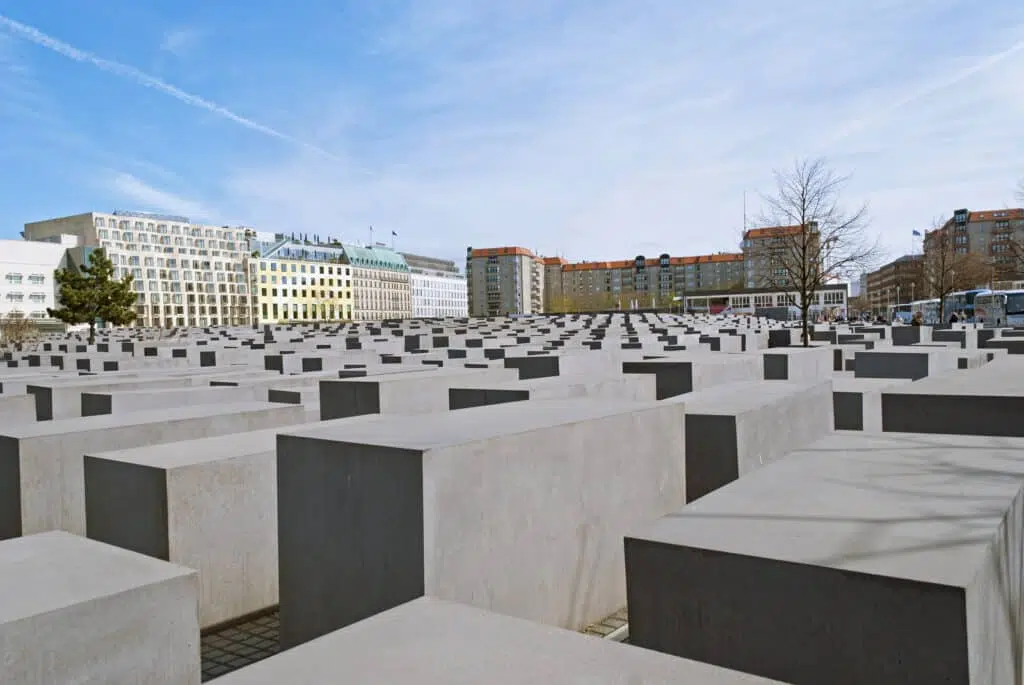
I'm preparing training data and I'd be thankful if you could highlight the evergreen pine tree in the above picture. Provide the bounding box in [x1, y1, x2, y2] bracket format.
[48, 249, 137, 344]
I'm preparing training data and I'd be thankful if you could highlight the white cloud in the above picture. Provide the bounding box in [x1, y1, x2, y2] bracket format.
[107, 172, 217, 222]
[13, 2, 1024, 265]
[159, 26, 204, 58]
[204, 0, 1024, 264]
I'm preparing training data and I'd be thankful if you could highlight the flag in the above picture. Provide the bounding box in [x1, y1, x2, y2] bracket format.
[912, 230, 922, 237]
[391, 230, 398, 237]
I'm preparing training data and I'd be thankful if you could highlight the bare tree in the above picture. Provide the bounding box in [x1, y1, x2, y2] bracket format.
[0, 312, 38, 345]
[921, 219, 992, 321]
[746, 158, 881, 345]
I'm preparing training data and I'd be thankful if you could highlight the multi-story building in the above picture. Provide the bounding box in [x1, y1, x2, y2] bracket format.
[23, 211, 253, 328]
[742, 224, 819, 288]
[465, 246, 545, 317]
[470, 246, 746, 314]
[556, 253, 744, 311]
[0, 239, 70, 323]
[542, 257, 568, 312]
[401, 253, 468, 318]
[249, 234, 353, 324]
[924, 208, 1024, 279]
[864, 254, 924, 314]
[344, 243, 411, 320]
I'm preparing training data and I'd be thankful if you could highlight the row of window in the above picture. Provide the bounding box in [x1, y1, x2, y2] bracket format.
[3, 273, 47, 284]
[259, 287, 351, 300]
[259, 274, 350, 288]
[95, 217, 247, 242]
[0, 309, 47, 318]
[4, 292, 47, 302]
[258, 261, 351, 276]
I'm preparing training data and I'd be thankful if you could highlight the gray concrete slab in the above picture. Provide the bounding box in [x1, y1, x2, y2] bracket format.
[626, 431, 1024, 684]
[215, 597, 782, 684]
[319, 366, 517, 419]
[665, 380, 833, 501]
[276, 397, 686, 647]
[1, 402, 305, 539]
[85, 429, 285, 628]
[0, 531, 199, 684]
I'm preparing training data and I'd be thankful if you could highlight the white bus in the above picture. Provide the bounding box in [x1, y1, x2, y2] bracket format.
[910, 299, 940, 325]
[975, 290, 1024, 327]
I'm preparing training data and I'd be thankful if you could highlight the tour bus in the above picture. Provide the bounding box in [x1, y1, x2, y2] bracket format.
[887, 303, 912, 324]
[975, 290, 1024, 327]
[943, 289, 990, 322]
[910, 298, 941, 325]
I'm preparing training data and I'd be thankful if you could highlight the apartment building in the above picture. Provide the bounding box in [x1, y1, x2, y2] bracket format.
[465, 246, 545, 317]
[742, 223, 820, 288]
[865, 254, 924, 314]
[249, 234, 353, 324]
[401, 253, 468, 318]
[344, 244, 411, 320]
[924, 208, 1024, 279]
[23, 211, 252, 328]
[0, 239, 70, 322]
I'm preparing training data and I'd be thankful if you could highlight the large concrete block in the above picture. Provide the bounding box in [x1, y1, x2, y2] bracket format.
[319, 366, 517, 420]
[832, 376, 913, 431]
[671, 380, 833, 501]
[0, 531, 199, 684]
[854, 349, 956, 381]
[80, 384, 262, 416]
[26, 375, 194, 420]
[0, 394, 36, 428]
[448, 372, 657, 410]
[622, 354, 761, 399]
[880, 364, 1024, 436]
[277, 397, 686, 648]
[760, 346, 832, 382]
[626, 432, 1024, 685]
[214, 597, 783, 684]
[0, 401, 305, 539]
[84, 429, 281, 628]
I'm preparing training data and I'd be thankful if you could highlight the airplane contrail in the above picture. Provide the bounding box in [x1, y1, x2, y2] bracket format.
[0, 14, 340, 161]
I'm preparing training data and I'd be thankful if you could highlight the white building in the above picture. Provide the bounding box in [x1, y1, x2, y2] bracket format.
[0, 239, 70, 322]
[24, 211, 253, 328]
[344, 243, 412, 321]
[401, 253, 468, 318]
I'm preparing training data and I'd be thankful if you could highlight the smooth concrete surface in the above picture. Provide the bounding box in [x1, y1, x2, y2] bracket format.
[319, 366, 518, 420]
[626, 431, 1024, 685]
[622, 353, 761, 399]
[854, 349, 957, 381]
[880, 361, 1024, 436]
[215, 597, 783, 684]
[1, 401, 305, 539]
[668, 380, 833, 501]
[85, 429, 285, 628]
[831, 376, 914, 432]
[760, 346, 832, 383]
[0, 394, 36, 428]
[276, 397, 687, 648]
[0, 531, 199, 684]
[447, 372, 657, 410]
[80, 384, 263, 416]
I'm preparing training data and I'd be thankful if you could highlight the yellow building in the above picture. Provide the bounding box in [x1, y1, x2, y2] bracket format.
[249, 237, 353, 324]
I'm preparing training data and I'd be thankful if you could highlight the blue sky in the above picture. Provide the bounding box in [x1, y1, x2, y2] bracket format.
[1, 1, 1022, 265]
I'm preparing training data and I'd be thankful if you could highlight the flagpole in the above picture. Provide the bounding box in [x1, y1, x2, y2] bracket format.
[369, 225, 374, 247]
